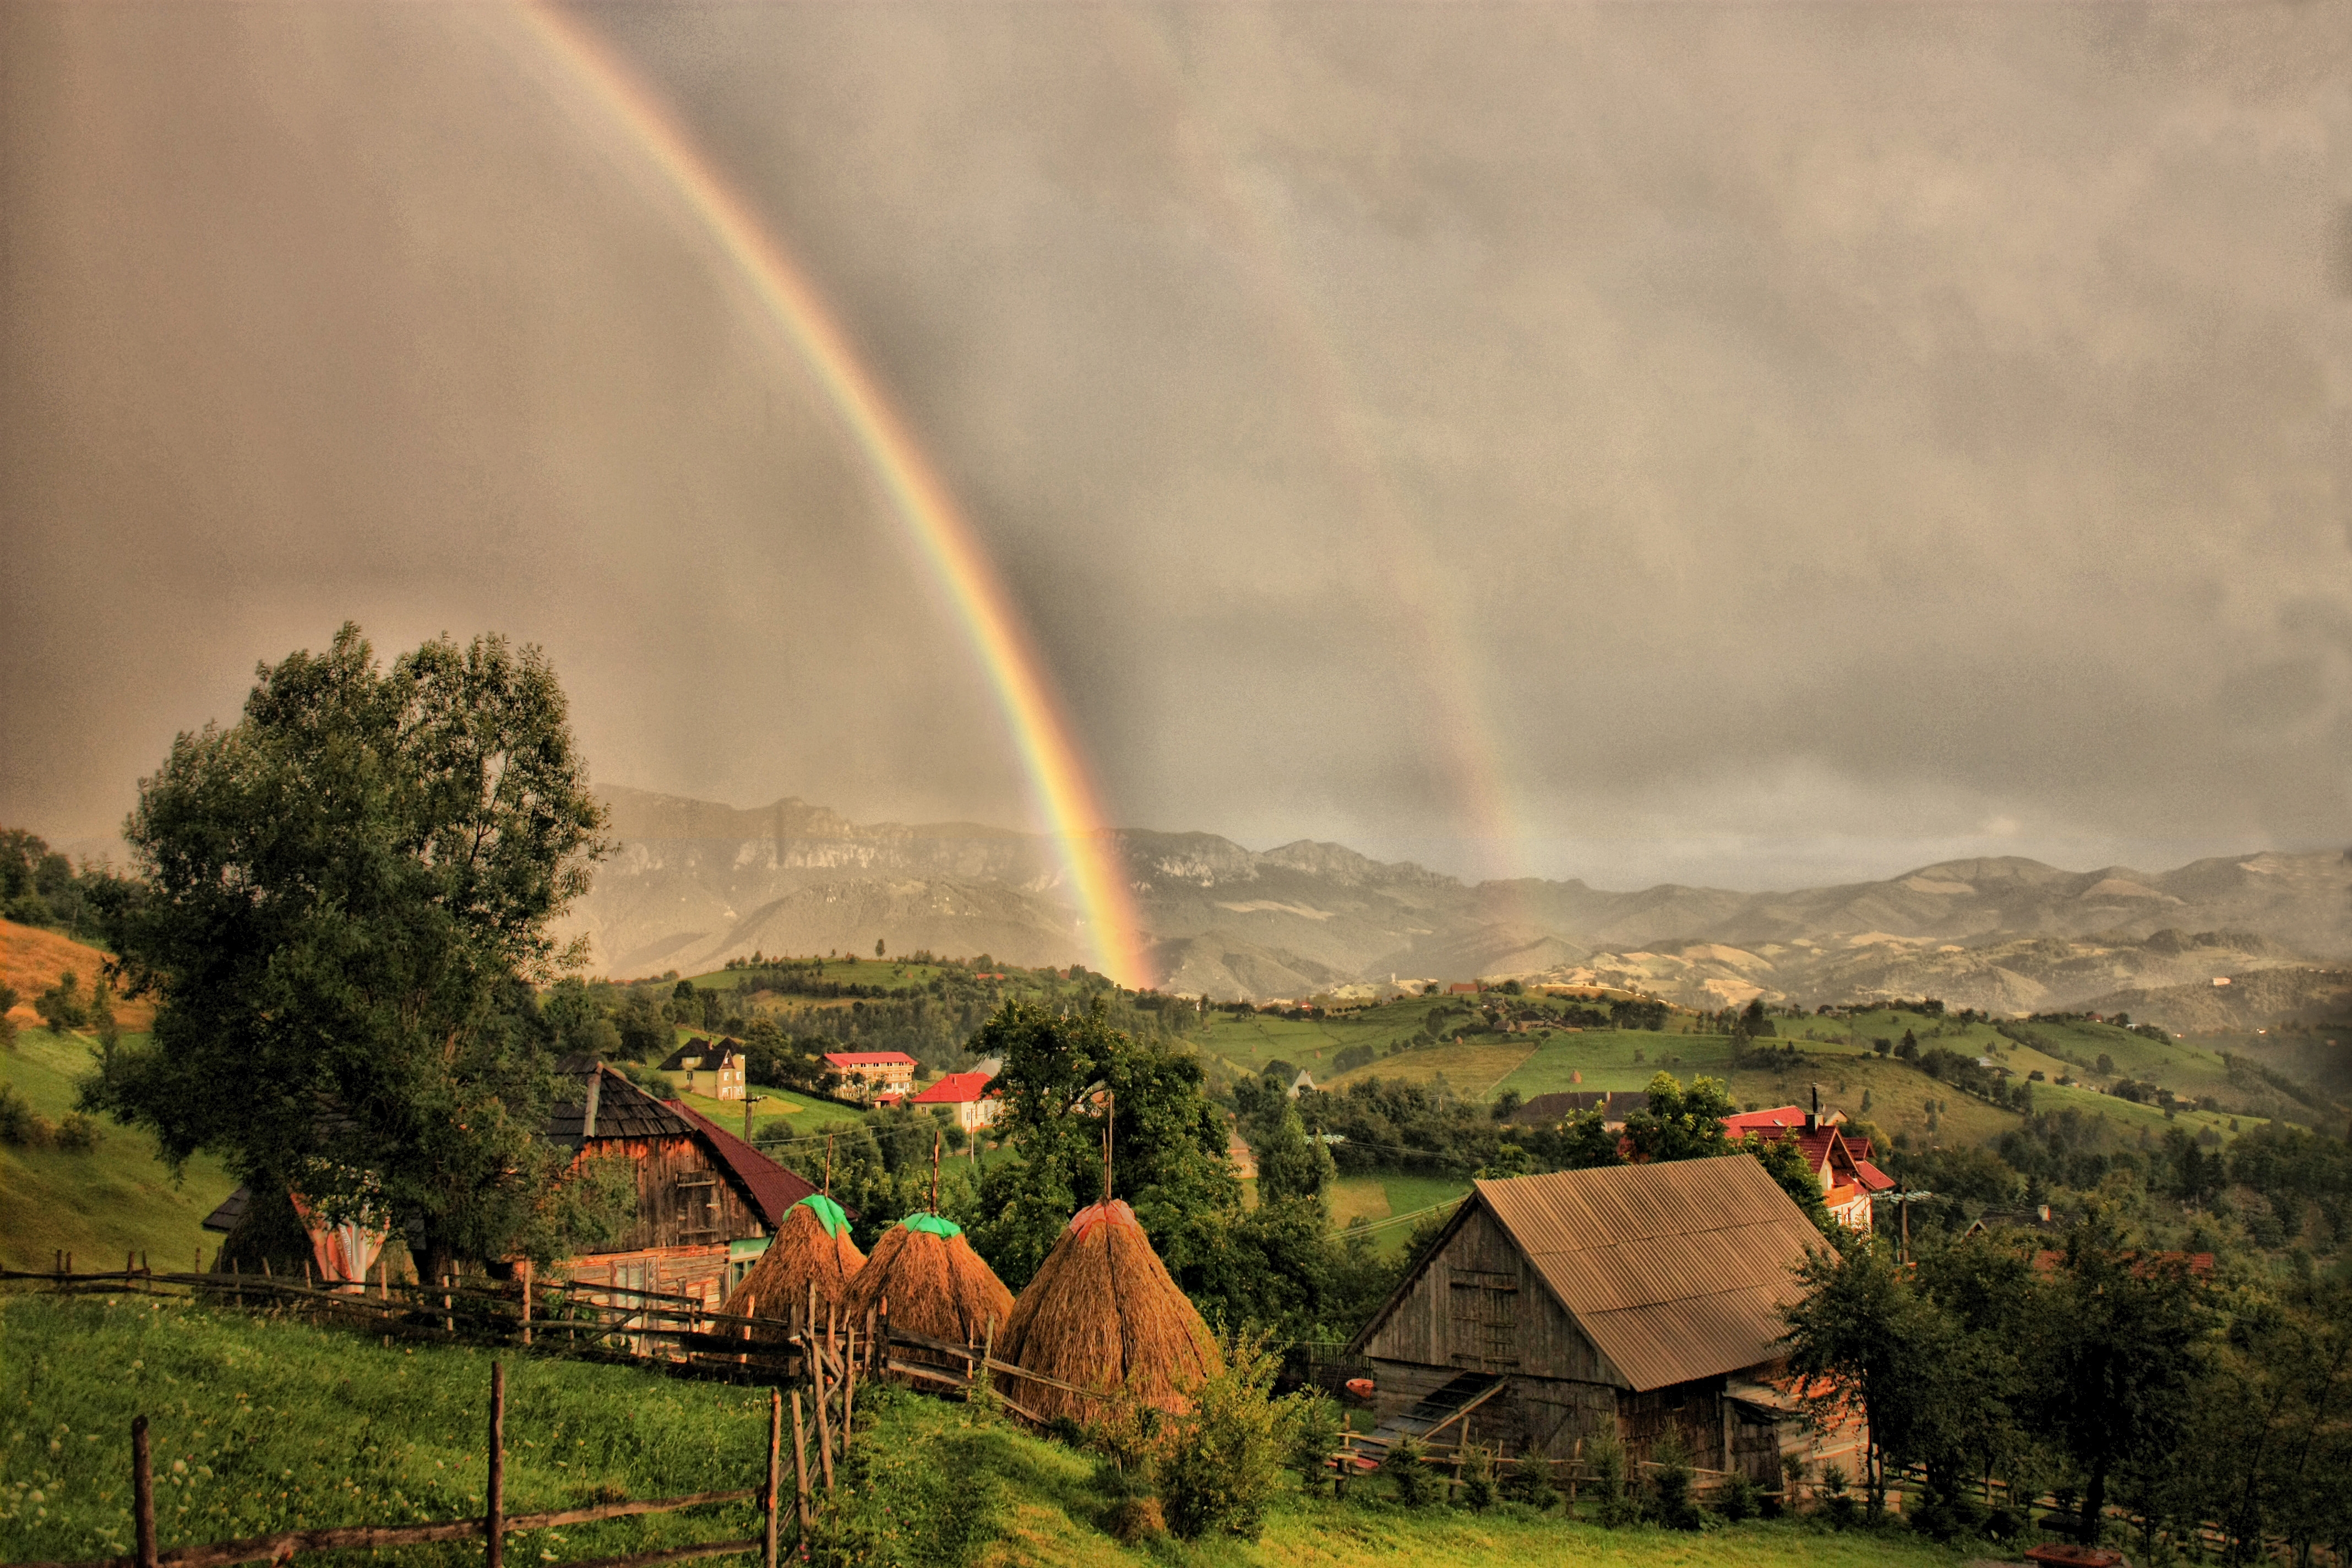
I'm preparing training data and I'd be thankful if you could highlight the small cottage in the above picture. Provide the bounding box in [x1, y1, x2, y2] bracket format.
[909, 1070, 1000, 1134]
[659, 1037, 747, 1101]
[1346, 1158, 1847, 1480]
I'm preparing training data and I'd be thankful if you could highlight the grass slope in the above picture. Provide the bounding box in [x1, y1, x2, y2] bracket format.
[1329, 1174, 1474, 1256]
[1, 919, 154, 1032]
[0, 1296, 772, 1567]
[1, 1297, 1981, 1568]
[1, 1031, 237, 1273]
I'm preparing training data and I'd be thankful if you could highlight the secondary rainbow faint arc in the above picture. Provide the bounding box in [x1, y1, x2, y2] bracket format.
[521, 3, 1149, 987]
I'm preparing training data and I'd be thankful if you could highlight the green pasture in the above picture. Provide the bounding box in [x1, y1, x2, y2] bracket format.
[0, 1030, 238, 1275]
[683, 955, 968, 993]
[0, 1296, 771, 1568]
[1489, 1032, 1741, 1101]
[1329, 1173, 1473, 1256]
[1196, 1001, 1446, 1076]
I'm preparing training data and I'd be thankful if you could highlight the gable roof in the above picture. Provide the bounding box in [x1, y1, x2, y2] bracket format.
[910, 1071, 997, 1105]
[667, 1101, 820, 1228]
[1357, 1157, 1827, 1392]
[659, 1037, 741, 1072]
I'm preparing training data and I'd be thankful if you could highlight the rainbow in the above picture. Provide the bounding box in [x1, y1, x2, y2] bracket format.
[518, 4, 1150, 986]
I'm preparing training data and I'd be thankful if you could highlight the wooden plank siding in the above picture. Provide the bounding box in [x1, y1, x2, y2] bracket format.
[1358, 1206, 1613, 1383]
[559, 1134, 766, 1308]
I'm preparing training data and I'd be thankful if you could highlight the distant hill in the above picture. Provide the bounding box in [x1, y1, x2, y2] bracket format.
[563, 787, 2352, 1010]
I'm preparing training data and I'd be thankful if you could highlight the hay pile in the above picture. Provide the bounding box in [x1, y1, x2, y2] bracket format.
[998, 1199, 1221, 1423]
[845, 1212, 1014, 1354]
[722, 1194, 863, 1335]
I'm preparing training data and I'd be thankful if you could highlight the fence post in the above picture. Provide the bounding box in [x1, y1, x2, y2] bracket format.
[132, 1414, 157, 1568]
[841, 1328, 856, 1462]
[790, 1391, 812, 1533]
[812, 1352, 836, 1495]
[486, 1362, 505, 1568]
[764, 1390, 782, 1568]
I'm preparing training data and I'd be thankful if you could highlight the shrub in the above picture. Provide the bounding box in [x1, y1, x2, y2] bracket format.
[1646, 1430, 1705, 1531]
[1500, 1452, 1560, 1511]
[1717, 1469, 1761, 1522]
[1817, 1462, 1858, 1528]
[55, 1111, 104, 1152]
[1287, 1391, 1344, 1493]
[1385, 1435, 1440, 1507]
[1157, 1332, 1293, 1540]
[0, 1084, 53, 1147]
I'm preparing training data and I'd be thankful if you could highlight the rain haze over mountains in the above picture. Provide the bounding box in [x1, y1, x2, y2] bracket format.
[5, 3, 2351, 981]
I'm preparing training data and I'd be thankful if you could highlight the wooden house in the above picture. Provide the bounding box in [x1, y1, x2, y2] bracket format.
[546, 1061, 809, 1308]
[1345, 1158, 1847, 1480]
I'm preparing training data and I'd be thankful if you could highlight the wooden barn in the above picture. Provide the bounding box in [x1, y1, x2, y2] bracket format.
[545, 1061, 814, 1308]
[1345, 1158, 1848, 1481]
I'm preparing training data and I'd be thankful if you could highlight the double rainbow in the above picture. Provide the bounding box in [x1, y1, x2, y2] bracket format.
[521, 5, 1149, 987]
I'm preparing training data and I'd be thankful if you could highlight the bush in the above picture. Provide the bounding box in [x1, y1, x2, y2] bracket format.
[55, 1111, 104, 1152]
[1817, 1462, 1858, 1528]
[1287, 1391, 1344, 1493]
[1717, 1469, 1761, 1522]
[1500, 1452, 1560, 1511]
[0, 1084, 53, 1147]
[1157, 1332, 1293, 1540]
[1385, 1435, 1440, 1507]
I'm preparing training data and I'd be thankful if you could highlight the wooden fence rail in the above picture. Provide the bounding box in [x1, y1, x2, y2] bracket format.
[8, 1365, 785, 1568]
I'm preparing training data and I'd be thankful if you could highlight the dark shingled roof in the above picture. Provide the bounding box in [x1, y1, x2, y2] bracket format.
[202, 1186, 251, 1233]
[1506, 1090, 1649, 1125]
[548, 1059, 697, 1148]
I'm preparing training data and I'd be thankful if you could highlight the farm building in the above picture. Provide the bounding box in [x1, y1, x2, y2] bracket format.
[823, 1050, 917, 1102]
[1344, 1158, 1851, 1482]
[909, 1070, 1000, 1133]
[547, 1061, 813, 1307]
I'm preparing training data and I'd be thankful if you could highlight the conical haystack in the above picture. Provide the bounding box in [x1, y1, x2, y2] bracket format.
[998, 1199, 1222, 1424]
[722, 1195, 863, 1337]
[845, 1212, 1015, 1360]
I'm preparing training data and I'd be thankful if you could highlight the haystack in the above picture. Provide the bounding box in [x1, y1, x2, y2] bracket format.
[997, 1199, 1221, 1424]
[722, 1194, 863, 1336]
[844, 1212, 1014, 1357]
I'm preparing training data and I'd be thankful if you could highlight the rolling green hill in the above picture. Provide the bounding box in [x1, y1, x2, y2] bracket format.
[0, 1030, 238, 1273]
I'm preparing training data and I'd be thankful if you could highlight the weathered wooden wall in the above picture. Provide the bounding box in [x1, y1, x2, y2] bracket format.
[587, 1136, 765, 1255]
[1357, 1205, 1611, 1381]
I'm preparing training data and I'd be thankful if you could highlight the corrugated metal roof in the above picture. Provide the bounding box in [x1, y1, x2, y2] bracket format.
[1474, 1158, 1828, 1393]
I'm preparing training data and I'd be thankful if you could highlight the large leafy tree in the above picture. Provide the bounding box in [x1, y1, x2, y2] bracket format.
[966, 998, 1240, 1292]
[84, 625, 611, 1276]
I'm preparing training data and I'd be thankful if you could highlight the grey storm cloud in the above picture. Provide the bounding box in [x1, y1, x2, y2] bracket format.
[3, 1, 2349, 890]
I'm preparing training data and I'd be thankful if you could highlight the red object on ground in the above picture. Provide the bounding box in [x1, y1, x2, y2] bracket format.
[2026, 1546, 2125, 1566]
[1343, 1377, 1376, 1400]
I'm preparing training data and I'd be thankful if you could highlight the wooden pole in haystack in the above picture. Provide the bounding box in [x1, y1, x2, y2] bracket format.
[486, 1363, 505, 1568]
[930, 1131, 941, 1216]
[823, 1135, 834, 1197]
[132, 1414, 156, 1568]
[763, 1390, 782, 1568]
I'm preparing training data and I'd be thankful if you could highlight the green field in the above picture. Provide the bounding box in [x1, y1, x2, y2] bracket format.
[1330, 1173, 1474, 1256]
[681, 955, 967, 992]
[1, 1294, 1978, 1568]
[658, 1078, 869, 1144]
[0, 1030, 238, 1275]
[1196, 1001, 1450, 1078]
[1491, 1033, 1743, 1101]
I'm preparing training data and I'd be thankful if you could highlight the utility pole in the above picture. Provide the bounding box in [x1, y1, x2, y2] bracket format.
[1879, 1191, 1934, 1264]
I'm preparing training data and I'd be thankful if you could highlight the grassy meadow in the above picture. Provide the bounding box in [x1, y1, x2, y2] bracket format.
[1, 1295, 1980, 1568]
[0, 1028, 238, 1275]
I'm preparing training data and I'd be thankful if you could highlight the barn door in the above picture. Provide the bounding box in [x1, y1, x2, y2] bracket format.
[1448, 1267, 1520, 1370]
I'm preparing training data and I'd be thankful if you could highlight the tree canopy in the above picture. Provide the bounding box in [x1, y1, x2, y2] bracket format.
[84, 625, 612, 1274]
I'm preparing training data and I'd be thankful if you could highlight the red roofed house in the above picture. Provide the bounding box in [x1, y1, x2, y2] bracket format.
[823, 1050, 918, 1102]
[1447, 982, 1480, 995]
[910, 1070, 1001, 1134]
[1724, 1092, 1876, 1234]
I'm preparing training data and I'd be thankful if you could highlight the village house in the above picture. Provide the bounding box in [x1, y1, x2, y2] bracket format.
[1724, 1095, 1891, 1232]
[659, 1036, 747, 1101]
[908, 1069, 1000, 1134]
[1346, 1159, 1855, 1482]
[821, 1050, 918, 1102]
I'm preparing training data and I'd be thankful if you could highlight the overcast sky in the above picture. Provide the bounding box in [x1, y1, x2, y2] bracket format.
[5, 2, 2350, 890]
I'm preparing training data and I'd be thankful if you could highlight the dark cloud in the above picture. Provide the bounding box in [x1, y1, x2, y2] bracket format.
[3, 1, 2349, 890]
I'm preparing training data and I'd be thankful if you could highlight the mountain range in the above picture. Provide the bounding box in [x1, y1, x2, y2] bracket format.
[561, 787, 2352, 1016]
